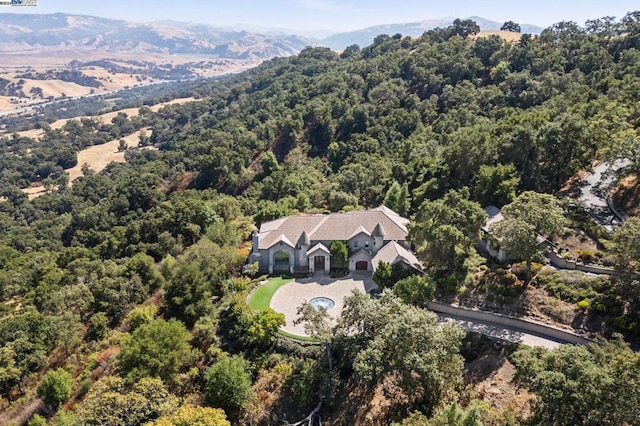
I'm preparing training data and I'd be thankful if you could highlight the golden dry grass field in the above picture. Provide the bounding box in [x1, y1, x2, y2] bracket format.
[15, 97, 197, 139]
[22, 129, 152, 199]
[18, 96, 197, 199]
[0, 50, 257, 114]
[473, 30, 524, 42]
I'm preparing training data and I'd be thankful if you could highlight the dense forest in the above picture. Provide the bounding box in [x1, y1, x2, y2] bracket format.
[1, 12, 640, 425]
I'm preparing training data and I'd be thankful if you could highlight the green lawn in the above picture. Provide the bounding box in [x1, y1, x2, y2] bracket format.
[248, 276, 293, 311]
[277, 329, 319, 343]
[249, 277, 319, 342]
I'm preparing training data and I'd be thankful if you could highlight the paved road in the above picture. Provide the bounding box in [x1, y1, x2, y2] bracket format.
[437, 314, 563, 349]
[578, 159, 631, 231]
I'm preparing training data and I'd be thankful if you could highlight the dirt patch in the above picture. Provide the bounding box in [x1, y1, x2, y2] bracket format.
[558, 169, 589, 198]
[326, 379, 405, 425]
[473, 358, 533, 420]
[612, 173, 640, 217]
[0, 398, 44, 426]
[555, 229, 600, 258]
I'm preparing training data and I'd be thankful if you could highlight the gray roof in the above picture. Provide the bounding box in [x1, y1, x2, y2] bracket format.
[372, 241, 422, 271]
[482, 205, 504, 232]
[298, 230, 311, 246]
[372, 223, 386, 237]
[257, 206, 409, 250]
[307, 243, 331, 256]
[348, 225, 371, 240]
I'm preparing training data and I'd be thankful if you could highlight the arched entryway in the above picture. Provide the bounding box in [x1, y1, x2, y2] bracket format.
[273, 250, 291, 273]
[314, 255, 325, 271]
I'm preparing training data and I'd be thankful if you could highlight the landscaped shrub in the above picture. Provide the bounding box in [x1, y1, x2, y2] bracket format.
[437, 276, 461, 293]
[577, 249, 596, 263]
[561, 251, 574, 260]
[577, 299, 590, 310]
[535, 269, 604, 304]
[500, 273, 517, 285]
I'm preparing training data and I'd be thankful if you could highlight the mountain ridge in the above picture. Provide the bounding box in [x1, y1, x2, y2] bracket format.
[0, 13, 545, 57]
[320, 16, 544, 50]
[0, 13, 312, 60]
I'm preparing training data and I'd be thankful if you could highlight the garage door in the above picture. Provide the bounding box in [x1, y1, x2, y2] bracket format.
[356, 261, 368, 271]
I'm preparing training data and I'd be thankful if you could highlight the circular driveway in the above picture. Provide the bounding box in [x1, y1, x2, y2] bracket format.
[270, 272, 377, 336]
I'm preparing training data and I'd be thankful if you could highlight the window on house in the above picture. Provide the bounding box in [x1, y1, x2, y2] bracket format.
[354, 241, 358, 248]
[365, 241, 369, 248]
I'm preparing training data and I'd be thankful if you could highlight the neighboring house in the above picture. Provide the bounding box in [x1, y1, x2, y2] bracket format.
[249, 206, 422, 275]
[480, 205, 510, 262]
[480, 205, 553, 263]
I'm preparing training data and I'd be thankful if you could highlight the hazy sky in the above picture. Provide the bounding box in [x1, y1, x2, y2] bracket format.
[2, 0, 639, 31]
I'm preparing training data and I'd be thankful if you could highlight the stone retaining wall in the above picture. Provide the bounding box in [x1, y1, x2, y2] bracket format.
[545, 250, 616, 276]
[427, 301, 595, 346]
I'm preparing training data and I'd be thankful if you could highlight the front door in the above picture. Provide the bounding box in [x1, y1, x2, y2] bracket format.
[314, 255, 325, 270]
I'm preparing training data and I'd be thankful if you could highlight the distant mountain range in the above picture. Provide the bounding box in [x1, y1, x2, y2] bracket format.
[320, 16, 544, 50]
[0, 13, 545, 59]
[0, 13, 312, 60]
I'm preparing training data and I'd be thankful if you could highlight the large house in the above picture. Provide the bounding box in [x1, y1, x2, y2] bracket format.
[250, 206, 422, 275]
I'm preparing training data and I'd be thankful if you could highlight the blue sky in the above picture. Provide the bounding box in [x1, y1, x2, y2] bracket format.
[2, 0, 639, 31]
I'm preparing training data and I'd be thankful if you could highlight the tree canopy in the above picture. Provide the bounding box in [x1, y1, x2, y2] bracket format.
[410, 188, 487, 272]
[299, 291, 465, 415]
[204, 355, 253, 421]
[511, 340, 640, 425]
[117, 319, 199, 385]
[1, 9, 640, 424]
[500, 21, 522, 32]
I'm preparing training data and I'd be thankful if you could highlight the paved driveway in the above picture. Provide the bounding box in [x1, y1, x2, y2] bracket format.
[578, 159, 631, 231]
[270, 272, 376, 336]
[437, 315, 563, 349]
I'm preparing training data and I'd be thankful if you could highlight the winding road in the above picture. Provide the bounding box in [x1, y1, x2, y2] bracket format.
[578, 159, 631, 231]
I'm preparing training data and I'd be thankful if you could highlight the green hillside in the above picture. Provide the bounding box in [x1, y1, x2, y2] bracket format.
[1, 13, 640, 425]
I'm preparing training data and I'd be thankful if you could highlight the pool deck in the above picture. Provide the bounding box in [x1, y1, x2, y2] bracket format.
[270, 272, 376, 336]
